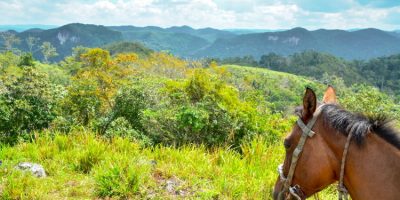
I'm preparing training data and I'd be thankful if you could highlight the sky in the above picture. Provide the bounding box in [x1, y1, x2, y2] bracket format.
[0, 0, 399, 30]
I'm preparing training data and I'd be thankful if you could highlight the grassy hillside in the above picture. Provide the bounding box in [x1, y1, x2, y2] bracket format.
[0, 49, 398, 199]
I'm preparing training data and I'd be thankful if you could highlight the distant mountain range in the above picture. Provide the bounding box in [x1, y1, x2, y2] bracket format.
[0, 24, 58, 32]
[196, 27, 400, 60]
[1, 23, 400, 61]
[107, 25, 236, 57]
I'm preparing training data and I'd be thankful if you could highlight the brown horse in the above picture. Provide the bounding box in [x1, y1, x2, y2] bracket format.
[273, 86, 400, 200]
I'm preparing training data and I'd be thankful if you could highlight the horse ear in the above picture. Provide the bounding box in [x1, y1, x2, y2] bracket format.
[322, 85, 337, 104]
[303, 87, 317, 120]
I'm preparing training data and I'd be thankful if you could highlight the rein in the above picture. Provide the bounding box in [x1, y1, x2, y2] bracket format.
[277, 105, 352, 200]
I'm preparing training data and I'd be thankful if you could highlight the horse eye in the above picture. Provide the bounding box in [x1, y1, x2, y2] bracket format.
[283, 139, 291, 149]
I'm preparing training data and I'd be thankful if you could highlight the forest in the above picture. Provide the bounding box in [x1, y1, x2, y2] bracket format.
[0, 40, 399, 199]
[215, 51, 400, 98]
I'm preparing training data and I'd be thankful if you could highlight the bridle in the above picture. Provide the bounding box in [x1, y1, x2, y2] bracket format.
[276, 104, 352, 200]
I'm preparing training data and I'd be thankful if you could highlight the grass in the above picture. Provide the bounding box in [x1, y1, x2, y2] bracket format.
[0, 130, 337, 199]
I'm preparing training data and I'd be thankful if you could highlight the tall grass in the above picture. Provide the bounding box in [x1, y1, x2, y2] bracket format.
[0, 131, 337, 199]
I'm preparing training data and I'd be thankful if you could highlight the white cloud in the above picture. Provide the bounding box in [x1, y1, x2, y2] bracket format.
[0, 0, 399, 30]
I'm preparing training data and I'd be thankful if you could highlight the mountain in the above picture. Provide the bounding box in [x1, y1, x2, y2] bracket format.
[0, 24, 57, 32]
[2, 23, 400, 61]
[224, 29, 287, 34]
[14, 23, 123, 61]
[166, 26, 236, 42]
[388, 31, 400, 38]
[108, 25, 235, 57]
[195, 27, 400, 60]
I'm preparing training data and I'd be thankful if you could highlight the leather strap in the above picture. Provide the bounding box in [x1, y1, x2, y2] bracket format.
[338, 130, 353, 200]
[280, 105, 325, 196]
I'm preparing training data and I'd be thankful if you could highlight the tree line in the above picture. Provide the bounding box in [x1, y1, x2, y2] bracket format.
[213, 51, 400, 99]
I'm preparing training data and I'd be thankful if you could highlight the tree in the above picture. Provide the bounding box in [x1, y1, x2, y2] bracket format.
[65, 48, 136, 126]
[259, 53, 286, 69]
[40, 42, 58, 63]
[0, 32, 21, 52]
[0, 67, 61, 142]
[26, 36, 40, 53]
[18, 53, 35, 67]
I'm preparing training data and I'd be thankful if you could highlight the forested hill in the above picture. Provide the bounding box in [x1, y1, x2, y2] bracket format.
[217, 51, 400, 98]
[13, 23, 123, 61]
[107, 25, 235, 57]
[2, 23, 400, 61]
[195, 28, 400, 60]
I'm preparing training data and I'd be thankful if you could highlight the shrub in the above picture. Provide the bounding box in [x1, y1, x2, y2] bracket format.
[102, 117, 152, 146]
[0, 67, 61, 143]
[140, 69, 260, 148]
[18, 53, 35, 67]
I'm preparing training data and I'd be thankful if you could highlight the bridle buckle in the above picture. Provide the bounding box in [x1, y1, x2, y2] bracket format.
[289, 185, 304, 200]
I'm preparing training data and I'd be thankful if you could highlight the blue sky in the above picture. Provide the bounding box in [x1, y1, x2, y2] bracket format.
[0, 0, 399, 30]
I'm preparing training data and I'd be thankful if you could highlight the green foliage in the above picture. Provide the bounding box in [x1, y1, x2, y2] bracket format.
[214, 55, 258, 67]
[64, 48, 136, 126]
[103, 41, 153, 57]
[18, 53, 35, 67]
[111, 85, 149, 132]
[0, 49, 398, 149]
[65, 75, 101, 126]
[80, 48, 110, 68]
[0, 67, 61, 143]
[102, 117, 152, 146]
[137, 69, 260, 147]
[0, 51, 20, 71]
[259, 51, 363, 86]
[257, 51, 400, 99]
[341, 84, 400, 120]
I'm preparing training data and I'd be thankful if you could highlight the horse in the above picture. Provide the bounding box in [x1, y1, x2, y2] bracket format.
[273, 86, 400, 200]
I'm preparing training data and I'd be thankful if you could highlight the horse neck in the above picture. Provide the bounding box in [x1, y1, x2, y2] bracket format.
[323, 128, 400, 200]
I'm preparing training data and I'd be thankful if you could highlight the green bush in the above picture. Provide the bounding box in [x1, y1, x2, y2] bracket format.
[111, 85, 150, 133]
[18, 53, 35, 67]
[102, 117, 152, 145]
[139, 69, 260, 148]
[0, 67, 61, 143]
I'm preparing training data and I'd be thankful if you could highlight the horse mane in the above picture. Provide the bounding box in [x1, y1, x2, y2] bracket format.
[321, 104, 400, 150]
